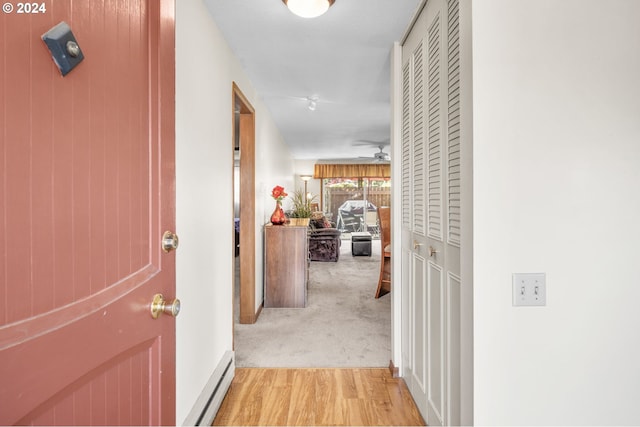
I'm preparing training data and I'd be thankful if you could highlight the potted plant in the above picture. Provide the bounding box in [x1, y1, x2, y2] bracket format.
[288, 189, 317, 219]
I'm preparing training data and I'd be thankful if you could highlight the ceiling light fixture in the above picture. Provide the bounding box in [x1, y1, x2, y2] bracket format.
[282, 0, 335, 19]
[306, 96, 318, 111]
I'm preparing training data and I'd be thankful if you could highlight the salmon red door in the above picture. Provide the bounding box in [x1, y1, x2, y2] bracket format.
[0, 0, 176, 424]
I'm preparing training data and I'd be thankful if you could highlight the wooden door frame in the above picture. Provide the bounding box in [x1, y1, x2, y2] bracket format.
[232, 83, 258, 324]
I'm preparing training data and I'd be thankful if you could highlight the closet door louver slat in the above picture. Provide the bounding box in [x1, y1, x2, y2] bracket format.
[447, 0, 461, 247]
[412, 41, 426, 235]
[427, 14, 443, 241]
[401, 61, 412, 229]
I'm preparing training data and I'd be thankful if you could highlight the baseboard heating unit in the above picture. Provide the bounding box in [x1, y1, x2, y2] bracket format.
[182, 351, 235, 426]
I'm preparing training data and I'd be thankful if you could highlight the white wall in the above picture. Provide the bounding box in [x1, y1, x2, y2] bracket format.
[175, 0, 294, 421]
[472, 1, 640, 424]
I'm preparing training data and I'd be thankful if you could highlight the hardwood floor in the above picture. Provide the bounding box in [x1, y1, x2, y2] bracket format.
[213, 368, 425, 426]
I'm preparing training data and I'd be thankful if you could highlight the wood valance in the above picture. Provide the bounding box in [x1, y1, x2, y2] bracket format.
[313, 163, 390, 179]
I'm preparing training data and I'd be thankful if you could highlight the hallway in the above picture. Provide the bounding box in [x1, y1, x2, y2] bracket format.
[213, 368, 425, 426]
[234, 241, 390, 368]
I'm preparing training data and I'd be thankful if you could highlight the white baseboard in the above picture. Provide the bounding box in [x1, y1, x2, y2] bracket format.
[181, 351, 235, 426]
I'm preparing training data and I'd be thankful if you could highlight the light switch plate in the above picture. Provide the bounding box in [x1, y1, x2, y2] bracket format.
[512, 273, 546, 306]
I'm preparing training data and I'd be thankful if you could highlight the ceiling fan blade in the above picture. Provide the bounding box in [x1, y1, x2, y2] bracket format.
[352, 141, 390, 150]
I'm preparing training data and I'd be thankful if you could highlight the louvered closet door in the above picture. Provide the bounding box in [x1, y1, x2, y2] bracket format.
[400, 0, 462, 425]
[401, 29, 429, 419]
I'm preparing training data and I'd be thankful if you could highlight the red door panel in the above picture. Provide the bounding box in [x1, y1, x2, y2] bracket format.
[0, 0, 176, 424]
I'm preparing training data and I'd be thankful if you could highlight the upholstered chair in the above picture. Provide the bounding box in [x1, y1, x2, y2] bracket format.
[376, 206, 391, 298]
[308, 215, 342, 262]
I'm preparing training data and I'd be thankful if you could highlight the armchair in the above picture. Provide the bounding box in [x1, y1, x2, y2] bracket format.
[308, 214, 342, 262]
[308, 228, 342, 262]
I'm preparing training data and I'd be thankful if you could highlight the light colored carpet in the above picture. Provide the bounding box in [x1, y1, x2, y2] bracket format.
[234, 239, 391, 368]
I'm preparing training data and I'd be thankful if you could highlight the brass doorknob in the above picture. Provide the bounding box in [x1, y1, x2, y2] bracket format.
[429, 246, 437, 257]
[413, 241, 422, 250]
[150, 293, 181, 319]
[162, 230, 179, 252]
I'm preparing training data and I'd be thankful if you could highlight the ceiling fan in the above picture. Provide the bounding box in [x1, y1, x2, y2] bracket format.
[359, 145, 391, 163]
[315, 141, 391, 164]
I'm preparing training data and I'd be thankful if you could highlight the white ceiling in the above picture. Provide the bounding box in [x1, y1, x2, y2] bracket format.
[203, 0, 422, 161]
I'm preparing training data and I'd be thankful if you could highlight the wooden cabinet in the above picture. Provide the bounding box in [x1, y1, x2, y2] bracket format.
[264, 222, 309, 308]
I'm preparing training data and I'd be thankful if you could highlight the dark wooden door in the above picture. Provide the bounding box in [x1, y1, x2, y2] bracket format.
[0, 0, 176, 424]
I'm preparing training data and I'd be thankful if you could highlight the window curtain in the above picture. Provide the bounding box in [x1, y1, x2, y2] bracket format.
[313, 163, 390, 179]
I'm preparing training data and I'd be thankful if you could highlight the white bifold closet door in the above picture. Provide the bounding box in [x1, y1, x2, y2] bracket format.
[400, 0, 462, 425]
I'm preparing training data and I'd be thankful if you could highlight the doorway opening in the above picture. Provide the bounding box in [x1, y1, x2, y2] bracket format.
[231, 171, 393, 367]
